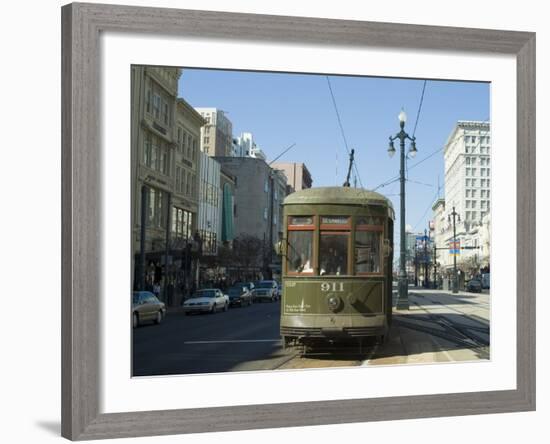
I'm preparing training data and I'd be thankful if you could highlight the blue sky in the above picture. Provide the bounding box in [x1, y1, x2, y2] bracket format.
[178, 69, 489, 250]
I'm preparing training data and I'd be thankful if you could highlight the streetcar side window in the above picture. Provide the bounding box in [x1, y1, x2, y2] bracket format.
[319, 233, 349, 276]
[355, 231, 381, 274]
[287, 231, 314, 273]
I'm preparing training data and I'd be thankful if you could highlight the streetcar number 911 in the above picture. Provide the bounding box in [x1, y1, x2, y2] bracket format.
[321, 282, 344, 292]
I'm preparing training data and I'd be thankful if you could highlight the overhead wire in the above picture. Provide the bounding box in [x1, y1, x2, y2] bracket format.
[325, 76, 366, 192]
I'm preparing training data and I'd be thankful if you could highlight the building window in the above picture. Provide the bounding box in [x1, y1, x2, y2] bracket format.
[175, 166, 181, 192]
[471, 168, 476, 176]
[466, 157, 471, 165]
[472, 189, 477, 198]
[147, 187, 166, 228]
[466, 189, 471, 198]
[163, 102, 169, 125]
[466, 179, 471, 187]
[466, 168, 471, 176]
[152, 94, 161, 120]
[472, 179, 477, 187]
[471, 136, 476, 144]
[172, 207, 193, 239]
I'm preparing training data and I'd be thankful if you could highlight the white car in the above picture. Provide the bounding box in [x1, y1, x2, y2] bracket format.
[182, 289, 229, 314]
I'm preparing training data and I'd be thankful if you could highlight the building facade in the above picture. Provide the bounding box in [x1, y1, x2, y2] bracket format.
[131, 67, 206, 304]
[271, 162, 313, 194]
[220, 168, 236, 246]
[215, 157, 287, 262]
[131, 65, 181, 295]
[440, 120, 491, 280]
[197, 151, 221, 256]
[235, 132, 267, 160]
[196, 108, 233, 157]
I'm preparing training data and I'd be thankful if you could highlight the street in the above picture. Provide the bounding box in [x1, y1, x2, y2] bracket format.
[132, 300, 293, 376]
[133, 287, 489, 376]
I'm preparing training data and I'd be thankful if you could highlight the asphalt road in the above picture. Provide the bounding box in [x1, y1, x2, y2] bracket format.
[132, 299, 294, 376]
[133, 287, 491, 376]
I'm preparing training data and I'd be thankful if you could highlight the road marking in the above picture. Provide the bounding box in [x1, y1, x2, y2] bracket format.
[184, 339, 281, 344]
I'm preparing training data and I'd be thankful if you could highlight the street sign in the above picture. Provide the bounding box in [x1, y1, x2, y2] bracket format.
[449, 240, 460, 255]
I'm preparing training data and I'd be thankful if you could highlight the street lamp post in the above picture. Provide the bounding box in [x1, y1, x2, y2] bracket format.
[448, 206, 461, 293]
[388, 109, 417, 310]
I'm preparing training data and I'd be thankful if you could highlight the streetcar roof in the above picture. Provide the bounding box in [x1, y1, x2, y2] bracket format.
[283, 186, 393, 208]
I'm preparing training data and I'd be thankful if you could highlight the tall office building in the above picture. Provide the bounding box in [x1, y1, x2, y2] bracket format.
[195, 108, 233, 157]
[270, 162, 313, 193]
[444, 121, 491, 225]
[439, 120, 491, 277]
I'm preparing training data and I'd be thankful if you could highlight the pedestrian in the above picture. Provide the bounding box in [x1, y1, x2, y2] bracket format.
[153, 282, 161, 298]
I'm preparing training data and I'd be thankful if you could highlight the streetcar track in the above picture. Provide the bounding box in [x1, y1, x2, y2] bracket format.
[400, 299, 490, 350]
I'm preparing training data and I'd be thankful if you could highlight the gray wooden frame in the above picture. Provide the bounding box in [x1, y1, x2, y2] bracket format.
[61, 2, 536, 440]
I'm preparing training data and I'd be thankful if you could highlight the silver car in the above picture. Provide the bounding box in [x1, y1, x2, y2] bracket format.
[182, 289, 229, 314]
[132, 291, 166, 328]
[253, 280, 279, 302]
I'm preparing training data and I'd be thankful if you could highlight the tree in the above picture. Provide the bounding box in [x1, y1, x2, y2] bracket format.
[460, 254, 481, 279]
[232, 234, 263, 277]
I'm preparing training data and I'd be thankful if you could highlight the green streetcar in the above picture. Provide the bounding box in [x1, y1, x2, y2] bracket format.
[280, 186, 395, 350]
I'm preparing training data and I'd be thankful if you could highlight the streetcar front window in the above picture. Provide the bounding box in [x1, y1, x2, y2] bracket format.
[287, 231, 313, 273]
[319, 233, 349, 276]
[355, 231, 381, 273]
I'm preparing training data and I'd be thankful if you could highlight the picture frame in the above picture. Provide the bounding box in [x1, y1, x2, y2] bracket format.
[61, 2, 535, 440]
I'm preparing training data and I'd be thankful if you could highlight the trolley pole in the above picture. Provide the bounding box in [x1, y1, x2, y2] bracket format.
[388, 110, 417, 310]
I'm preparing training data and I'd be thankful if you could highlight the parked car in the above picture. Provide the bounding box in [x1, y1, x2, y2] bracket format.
[254, 280, 279, 302]
[466, 279, 482, 293]
[481, 273, 490, 289]
[182, 289, 229, 315]
[132, 291, 166, 328]
[227, 285, 253, 307]
[234, 282, 256, 299]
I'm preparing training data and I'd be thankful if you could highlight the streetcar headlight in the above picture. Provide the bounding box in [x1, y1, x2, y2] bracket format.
[327, 295, 341, 312]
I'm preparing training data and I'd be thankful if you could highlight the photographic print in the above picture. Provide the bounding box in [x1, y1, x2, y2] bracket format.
[131, 66, 491, 377]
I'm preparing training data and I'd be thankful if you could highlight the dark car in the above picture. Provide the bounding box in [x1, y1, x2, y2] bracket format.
[466, 279, 482, 293]
[234, 282, 256, 299]
[227, 286, 253, 307]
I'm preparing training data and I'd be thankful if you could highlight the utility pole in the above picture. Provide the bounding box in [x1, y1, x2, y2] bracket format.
[163, 192, 172, 304]
[424, 228, 429, 288]
[138, 184, 148, 291]
[387, 110, 418, 310]
[449, 206, 460, 293]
